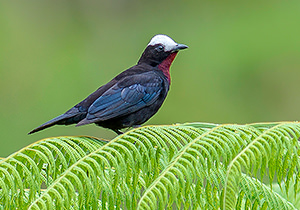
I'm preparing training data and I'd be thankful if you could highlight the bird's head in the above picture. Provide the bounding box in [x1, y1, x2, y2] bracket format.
[138, 34, 188, 67]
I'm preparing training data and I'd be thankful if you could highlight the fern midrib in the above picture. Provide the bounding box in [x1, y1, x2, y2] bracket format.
[222, 122, 295, 209]
[247, 121, 293, 128]
[27, 125, 168, 208]
[137, 124, 223, 209]
[26, 136, 128, 208]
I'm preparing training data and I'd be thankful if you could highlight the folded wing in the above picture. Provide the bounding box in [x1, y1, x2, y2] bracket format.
[77, 72, 163, 125]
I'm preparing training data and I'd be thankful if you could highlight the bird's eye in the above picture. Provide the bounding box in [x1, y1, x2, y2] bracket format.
[155, 45, 164, 52]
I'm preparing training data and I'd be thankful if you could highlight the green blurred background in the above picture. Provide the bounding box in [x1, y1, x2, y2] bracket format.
[1, 0, 300, 157]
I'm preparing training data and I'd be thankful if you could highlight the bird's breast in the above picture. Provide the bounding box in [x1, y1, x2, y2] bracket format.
[157, 52, 178, 83]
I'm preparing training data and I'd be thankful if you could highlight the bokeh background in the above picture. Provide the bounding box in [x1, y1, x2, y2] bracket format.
[1, 0, 300, 157]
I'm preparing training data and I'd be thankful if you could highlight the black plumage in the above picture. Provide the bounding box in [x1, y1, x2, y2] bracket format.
[29, 34, 188, 135]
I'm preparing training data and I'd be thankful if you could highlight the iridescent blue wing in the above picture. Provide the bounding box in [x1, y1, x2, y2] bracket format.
[86, 73, 163, 121]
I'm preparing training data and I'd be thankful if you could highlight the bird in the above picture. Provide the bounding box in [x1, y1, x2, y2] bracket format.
[28, 34, 188, 135]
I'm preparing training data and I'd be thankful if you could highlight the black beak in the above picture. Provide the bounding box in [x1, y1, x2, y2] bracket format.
[172, 43, 188, 52]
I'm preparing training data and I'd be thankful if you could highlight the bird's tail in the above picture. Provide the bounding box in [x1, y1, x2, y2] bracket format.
[28, 113, 78, 134]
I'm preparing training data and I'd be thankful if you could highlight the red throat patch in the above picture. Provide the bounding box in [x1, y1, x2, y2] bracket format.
[158, 52, 178, 83]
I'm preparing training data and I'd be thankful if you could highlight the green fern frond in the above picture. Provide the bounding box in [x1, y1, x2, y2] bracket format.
[238, 174, 297, 210]
[27, 125, 206, 209]
[0, 136, 105, 209]
[272, 177, 300, 209]
[0, 122, 300, 209]
[223, 122, 300, 210]
[137, 124, 262, 209]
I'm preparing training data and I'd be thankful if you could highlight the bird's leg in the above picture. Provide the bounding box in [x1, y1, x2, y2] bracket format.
[132, 125, 141, 128]
[113, 129, 123, 135]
